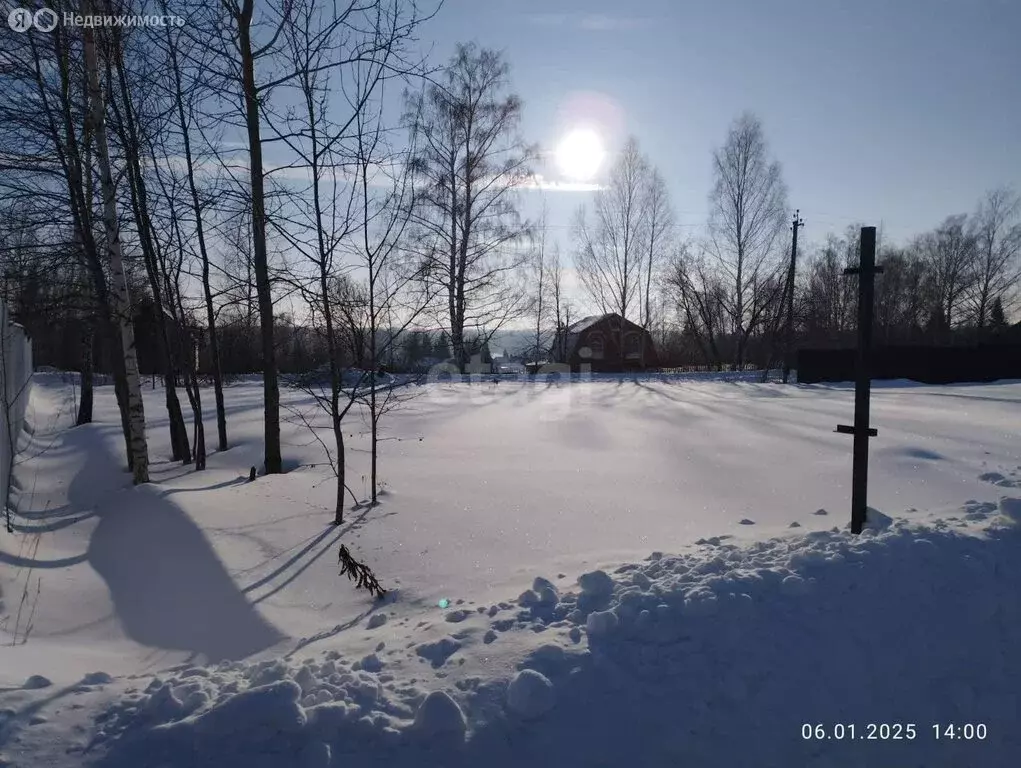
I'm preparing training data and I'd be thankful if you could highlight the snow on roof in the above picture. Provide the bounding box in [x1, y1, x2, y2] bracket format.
[566, 315, 605, 334]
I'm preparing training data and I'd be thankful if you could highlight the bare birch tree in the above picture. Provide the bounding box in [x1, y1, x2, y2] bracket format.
[528, 203, 552, 364]
[641, 168, 674, 330]
[82, 0, 149, 483]
[407, 43, 535, 372]
[968, 187, 1021, 329]
[916, 214, 977, 329]
[707, 112, 788, 368]
[547, 245, 572, 364]
[574, 137, 649, 323]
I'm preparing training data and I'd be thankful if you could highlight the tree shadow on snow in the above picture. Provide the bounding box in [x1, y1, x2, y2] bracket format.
[85, 484, 285, 662]
[240, 503, 389, 606]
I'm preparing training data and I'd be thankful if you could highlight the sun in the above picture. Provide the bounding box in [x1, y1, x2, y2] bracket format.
[555, 128, 605, 181]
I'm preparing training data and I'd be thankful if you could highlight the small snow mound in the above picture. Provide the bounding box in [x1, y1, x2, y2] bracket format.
[142, 683, 187, 722]
[367, 613, 388, 630]
[23, 675, 52, 690]
[413, 690, 466, 742]
[578, 570, 614, 598]
[298, 741, 332, 768]
[813, 508, 828, 516]
[739, 518, 755, 525]
[517, 589, 538, 607]
[415, 637, 462, 667]
[81, 671, 113, 686]
[684, 586, 719, 616]
[294, 665, 316, 695]
[862, 508, 894, 531]
[532, 576, 559, 605]
[788, 521, 802, 528]
[506, 669, 555, 719]
[192, 680, 306, 736]
[1000, 496, 1021, 524]
[781, 574, 810, 595]
[521, 644, 570, 678]
[586, 609, 619, 636]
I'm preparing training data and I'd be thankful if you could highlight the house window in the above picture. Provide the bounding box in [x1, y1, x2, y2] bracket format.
[624, 332, 642, 358]
[588, 332, 605, 359]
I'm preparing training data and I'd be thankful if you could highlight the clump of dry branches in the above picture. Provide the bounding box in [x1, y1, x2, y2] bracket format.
[339, 544, 387, 599]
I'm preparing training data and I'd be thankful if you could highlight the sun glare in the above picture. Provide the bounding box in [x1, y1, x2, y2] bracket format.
[555, 128, 605, 181]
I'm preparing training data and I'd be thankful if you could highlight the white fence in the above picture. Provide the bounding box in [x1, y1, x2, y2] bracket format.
[1, 298, 33, 515]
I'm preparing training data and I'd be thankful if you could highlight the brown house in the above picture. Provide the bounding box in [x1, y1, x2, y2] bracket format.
[552, 313, 659, 372]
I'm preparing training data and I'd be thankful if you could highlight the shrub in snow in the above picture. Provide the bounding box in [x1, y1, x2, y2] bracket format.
[338, 544, 387, 599]
[23, 675, 52, 690]
[413, 690, 466, 742]
[360, 653, 384, 673]
[506, 669, 555, 719]
[367, 613, 388, 630]
[445, 608, 472, 623]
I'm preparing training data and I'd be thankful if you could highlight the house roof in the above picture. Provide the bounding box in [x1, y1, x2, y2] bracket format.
[566, 315, 604, 334]
[555, 313, 651, 361]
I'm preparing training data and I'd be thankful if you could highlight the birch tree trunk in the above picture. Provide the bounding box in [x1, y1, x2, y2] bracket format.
[82, 6, 149, 484]
[237, 0, 283, 475]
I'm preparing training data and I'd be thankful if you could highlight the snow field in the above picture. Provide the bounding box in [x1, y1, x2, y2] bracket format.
[3, 374, 1021, 767]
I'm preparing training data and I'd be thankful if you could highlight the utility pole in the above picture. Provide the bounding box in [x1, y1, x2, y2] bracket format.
[836, 226, 883, 534]
[782, 210, 805, 383]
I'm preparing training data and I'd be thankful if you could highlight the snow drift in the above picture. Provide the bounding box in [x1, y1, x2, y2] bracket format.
[91, 499, 1021, 768]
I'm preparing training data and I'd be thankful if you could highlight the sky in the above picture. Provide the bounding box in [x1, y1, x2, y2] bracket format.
[415, 0, 1021, 252]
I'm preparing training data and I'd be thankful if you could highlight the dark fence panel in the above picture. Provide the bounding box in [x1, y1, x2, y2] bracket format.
[797, 345, 1021, 384]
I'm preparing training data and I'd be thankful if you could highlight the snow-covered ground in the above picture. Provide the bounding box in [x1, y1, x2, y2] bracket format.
[2, 373, 1020, 767]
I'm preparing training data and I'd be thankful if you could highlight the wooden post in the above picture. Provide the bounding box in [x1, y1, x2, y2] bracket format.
[837, 227, 882, 534]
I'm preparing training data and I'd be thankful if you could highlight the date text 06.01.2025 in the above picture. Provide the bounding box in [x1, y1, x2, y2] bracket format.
[802, 724, 917, 741]
[802, 724, 989, 741]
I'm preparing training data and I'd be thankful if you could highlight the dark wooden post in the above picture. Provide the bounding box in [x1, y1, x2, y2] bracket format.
[836, 226, 882, 534]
